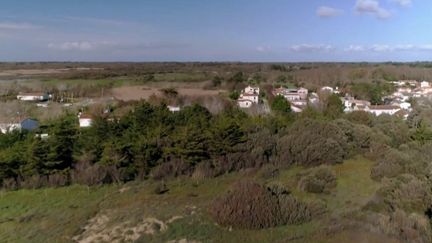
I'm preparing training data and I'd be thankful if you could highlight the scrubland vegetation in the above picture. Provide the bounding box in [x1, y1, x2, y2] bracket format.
[2, 62, 432, 242]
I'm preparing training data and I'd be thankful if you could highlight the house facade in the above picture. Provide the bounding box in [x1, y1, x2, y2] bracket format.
[0, 118, 39, 134]
[237, 99, 253, 108]
[78, 114, 93, 128]
[17, 93, 49, 101]
[237, 86, 260, 108]
[0, 122, 21, 134]
[273, 87, 308, 101]
[365, 105, 401, 116]
[341, 96, 371, 112]
[167, 106, 181, 112]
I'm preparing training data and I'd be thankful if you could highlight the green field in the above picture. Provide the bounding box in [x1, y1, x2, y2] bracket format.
[0, 157, 382, 243]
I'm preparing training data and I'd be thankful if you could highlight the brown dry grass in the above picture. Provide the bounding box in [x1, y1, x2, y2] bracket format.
[112, 86, 225, 101]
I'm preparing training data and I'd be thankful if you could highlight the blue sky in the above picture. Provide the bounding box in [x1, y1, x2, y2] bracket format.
[0, 0, 431, 62]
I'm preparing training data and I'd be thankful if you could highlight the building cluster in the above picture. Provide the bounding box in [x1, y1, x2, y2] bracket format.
[236, 81, 427, 120]
[237, 86, 260, 108]
[272, 87, 310, 112]
[341, 96, 406, 117]
[340, 80, 432, 119]
[388, 80, 432, 100]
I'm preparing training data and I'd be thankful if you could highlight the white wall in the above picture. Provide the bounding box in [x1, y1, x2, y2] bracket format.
[79, 118, 93, 128]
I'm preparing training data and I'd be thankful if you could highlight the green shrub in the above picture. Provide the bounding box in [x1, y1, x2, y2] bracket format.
[278, 194, 312, 224]
[209, 181, 281, 229]
[271, 95, 291, 114]
[365, 174, 432, 217]
[209, 181, 312, 229]
[277, 119, 348, 167]
[370, 149, 409, 181]
[297, 166, 337, 194]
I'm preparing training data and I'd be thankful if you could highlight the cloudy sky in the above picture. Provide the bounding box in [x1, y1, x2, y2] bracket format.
[0, 0, 431, 61]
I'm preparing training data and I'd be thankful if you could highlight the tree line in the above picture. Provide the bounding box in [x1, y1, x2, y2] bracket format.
[0, 97, 429, 190]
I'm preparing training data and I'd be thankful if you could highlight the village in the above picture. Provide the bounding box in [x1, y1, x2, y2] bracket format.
[236, 80, 432, 120]
[0, 78, 431, 135]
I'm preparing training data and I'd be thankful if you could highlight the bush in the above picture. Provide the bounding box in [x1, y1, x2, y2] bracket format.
[278, 194, 312, 224]
[209, 181, 281, 229]
[271, 95, 291, 114]
[209, 181, 312, 229]
[367, 174, 432, 214]
[277, 119, 347, 167]
[1, 178, 17, 191]
[150, 160, 193, 180]
[370, 149, 409, 181]
[47, 173, 69, 187]
[333, 119, 375, 153]
[18, 174, 47, 190]
[191, 162, 215, 180]
[297, 166, 337, 194]
[360, 210, 432, 243]
[70, 161, 107, 186]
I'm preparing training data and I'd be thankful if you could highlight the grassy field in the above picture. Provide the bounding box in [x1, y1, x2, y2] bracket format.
[0, 157, 383, 243]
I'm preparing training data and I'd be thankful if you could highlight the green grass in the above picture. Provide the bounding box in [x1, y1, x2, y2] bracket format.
[0, 157, 380, 243]
[0, 185, 116, 242]
[274, 157, 379, 215]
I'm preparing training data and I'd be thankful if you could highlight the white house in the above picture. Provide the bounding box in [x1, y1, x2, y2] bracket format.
[341, 96, 371, 112]
[0, 118, 39, 134]
[239, 93, 259, 103]
[393, 80, 418, 87]
[308, 92, 320, 104]
[273, 87, 308, 101]
[237, 86, 260, 108]
[17, 92, 49, 101]
[0, 122, 21, 134]
[237, 99, 253, 108]
[320, 86, 334, 93]
[420, 81, 430, 88]
[399, 102, 412, 110]
[291, 100, 307, 107]
[365, 105, 401, 116]
[167, 105, 181, 112]
[244, 86, 260, 95]
[397, 87, 412, 93]
[291, 105, 303, 113]
[78, 114, 93, 128]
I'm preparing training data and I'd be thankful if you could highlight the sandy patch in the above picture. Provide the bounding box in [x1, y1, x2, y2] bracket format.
[73, 212, 168, 243]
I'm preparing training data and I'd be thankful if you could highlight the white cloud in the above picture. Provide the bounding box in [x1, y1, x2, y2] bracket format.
[370, 44, 394, 52]
[316, 6, 344, 18]
[345, 45, 366, 52]
[419, 45, 432, 51]
[256, 45, 271, 52]
[355, 0, 392, 19]
[391, 0, 412, 7]
[48, 41, 96, 51]
[0, 22, 40, 30]
[344, 44, 432, 52]
[290, 44, 334, 52]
